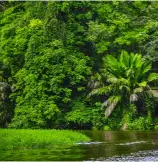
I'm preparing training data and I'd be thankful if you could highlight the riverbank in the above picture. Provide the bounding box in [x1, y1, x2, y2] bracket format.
[0, 129, 90, 150]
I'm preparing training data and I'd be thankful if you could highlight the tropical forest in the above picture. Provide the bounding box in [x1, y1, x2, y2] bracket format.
[1, 1, 158, 161]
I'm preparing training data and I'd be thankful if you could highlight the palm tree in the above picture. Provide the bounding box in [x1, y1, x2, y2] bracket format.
[89, 51, 158, 129]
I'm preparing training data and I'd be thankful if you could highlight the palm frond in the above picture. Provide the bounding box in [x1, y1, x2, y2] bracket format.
[103, 96, 121, 118]
[144, 90, 153, 98]
[105, 55, 120, 72]
[107, 76, 118, 83]
[138, 81, 147, 87]
[120, 50, 129, 68]
[131, 53, 139, 67]
[88, 86, 109, 97]
[118, 85, 130, 92]
[133, 87, 144, 93]
[134, 54, 143, 68]
[107, 76, 129, 85]
[88, 73, 104, 89]
[88, 80, 104, 89]
[148, 73, 158, 82]
[129, 52, 135, 68]
[120, 51, 127, 69]
[87, 89, 99, 97]
[130, 93, 138, 102]
[141, 61, 152, 76]
[119, 78, 129, 85]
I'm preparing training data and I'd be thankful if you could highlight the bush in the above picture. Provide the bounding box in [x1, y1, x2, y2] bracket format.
[128, 117, 146, 130]
[92, 126, 98, 130]
[154, 125, 158, 130]
[106, 106, 124, 130]
[128, 116, 153, 130]
[103, 125, 111, 131]
[66, 99, 106, 130]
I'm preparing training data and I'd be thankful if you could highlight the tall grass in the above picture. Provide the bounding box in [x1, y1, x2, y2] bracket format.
[0, 129, 90, 150]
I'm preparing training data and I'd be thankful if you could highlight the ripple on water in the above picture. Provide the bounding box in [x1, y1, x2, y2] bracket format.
[76, 142, 104, 145]
[115, 140, 148, 145]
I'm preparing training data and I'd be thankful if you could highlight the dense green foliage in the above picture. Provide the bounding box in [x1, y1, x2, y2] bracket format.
[0, 2, 158, 130]
[0, 129, 90, 150]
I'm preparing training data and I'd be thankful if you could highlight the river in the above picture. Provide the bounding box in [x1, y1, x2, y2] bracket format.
[1, 130, 158, 161]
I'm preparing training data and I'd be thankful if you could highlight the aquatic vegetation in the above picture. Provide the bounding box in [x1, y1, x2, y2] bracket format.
[0, 129, 90, 150]
[154, 125, 158, 130]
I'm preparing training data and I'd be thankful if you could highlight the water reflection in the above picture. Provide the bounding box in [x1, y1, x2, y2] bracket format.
[0, 146, 85, 161]
[81, 131, 158, 160]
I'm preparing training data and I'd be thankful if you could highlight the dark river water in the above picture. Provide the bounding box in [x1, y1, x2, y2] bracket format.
[1, 130, 158, 161]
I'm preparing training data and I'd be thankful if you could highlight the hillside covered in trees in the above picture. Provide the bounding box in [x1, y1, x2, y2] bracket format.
[0, 1, 158, 130]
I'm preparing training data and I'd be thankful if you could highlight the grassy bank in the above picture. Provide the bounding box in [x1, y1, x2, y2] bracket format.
[0, 129, 90, 150]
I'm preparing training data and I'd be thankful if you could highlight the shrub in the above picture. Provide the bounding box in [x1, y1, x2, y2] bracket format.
[66, 99, 106, 130]
[103, 125, 111, 131]
[128, 116, 153, 130]
[154, 125, 158, 130]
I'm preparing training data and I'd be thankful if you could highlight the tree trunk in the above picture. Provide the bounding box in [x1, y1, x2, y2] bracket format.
[121, 107, 130, 130]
